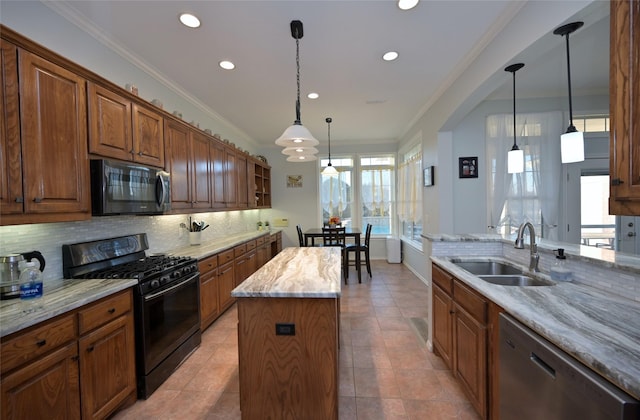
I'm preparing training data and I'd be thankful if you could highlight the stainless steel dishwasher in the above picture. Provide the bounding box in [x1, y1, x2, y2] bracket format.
[499, 313, 640, 420]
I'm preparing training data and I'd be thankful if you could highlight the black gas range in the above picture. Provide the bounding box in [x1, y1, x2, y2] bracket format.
[63, 233, 201, 399]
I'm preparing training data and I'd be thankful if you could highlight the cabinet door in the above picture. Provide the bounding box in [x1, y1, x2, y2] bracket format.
[0, 39, 22, 215]
[234, 254, 247, 288]
[218, 262, 236, 312]
[248, 160, 256, 208]
[610, 0, 640, 214]
[18, 50, 90, 215]
[191, 131, 212, 209]
[87, 83, 133, 161]
[132, 103, 164, 167]
[165, 120, 192, 209]
[432, 284, 454, 369]
[225, 148, 238, 208]
[211, 140, 227, 208]
[454, 305, 487, 419]
[236, 154, 248, 208]
[78, 314, 136, 420]
[1, 342, 80, 420]
[200, 268, 219, 330]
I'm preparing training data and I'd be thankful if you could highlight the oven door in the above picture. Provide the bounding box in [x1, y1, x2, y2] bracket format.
[138, 272, 201, 375]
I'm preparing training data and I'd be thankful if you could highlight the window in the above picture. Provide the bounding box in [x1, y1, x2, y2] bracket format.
[320, 154, 395, 235]
[580, 174, 615, 249]
[573, 115, 609, 133]
[398, 145, 422, 245]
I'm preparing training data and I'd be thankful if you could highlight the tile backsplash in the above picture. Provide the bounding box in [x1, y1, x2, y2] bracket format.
[0, 209, 270, 281]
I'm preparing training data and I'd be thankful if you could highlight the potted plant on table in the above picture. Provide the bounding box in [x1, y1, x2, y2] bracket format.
[328, 216, 341, 227]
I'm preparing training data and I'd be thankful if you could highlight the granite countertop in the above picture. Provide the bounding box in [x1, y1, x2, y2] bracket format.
[0, 278, 137, 338]
[423, 232, 640, 275]
[431, 255, 640, 400]
[231, 247, 341, 298]
[170, 230, 278, 260]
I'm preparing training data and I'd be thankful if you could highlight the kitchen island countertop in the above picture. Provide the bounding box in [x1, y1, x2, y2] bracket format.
[231, 246, 341, 298]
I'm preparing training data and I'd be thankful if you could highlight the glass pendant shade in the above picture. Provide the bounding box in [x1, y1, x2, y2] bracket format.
[281, 146, 318, 156]
[322, 163, 339, 176]
[561, 130, 584, 163]
[287, 154, 317, 162]
[507, 147, 524, 173]
[275, 124, 319, 147]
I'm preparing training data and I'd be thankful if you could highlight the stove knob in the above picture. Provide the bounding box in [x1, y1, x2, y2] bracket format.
[150, 279, 160, 289]
[161, 276, 170, 284]
[183, 266, 192, 275]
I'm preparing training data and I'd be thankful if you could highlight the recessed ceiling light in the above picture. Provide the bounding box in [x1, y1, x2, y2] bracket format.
[179, 13, 200, 28]
[308, 92, 319, 99]
[382, 51, 399, 61]
[398, 0, 419, 11]
[219, 60, 235, 70]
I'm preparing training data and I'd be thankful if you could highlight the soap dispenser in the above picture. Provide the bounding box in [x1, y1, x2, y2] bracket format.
[550, 248, 572, 281]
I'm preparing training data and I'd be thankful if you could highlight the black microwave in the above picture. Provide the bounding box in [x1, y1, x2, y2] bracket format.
[90, 159, 171, 215]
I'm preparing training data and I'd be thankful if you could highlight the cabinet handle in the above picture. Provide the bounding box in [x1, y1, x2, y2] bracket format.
[449, 309, 455, 314]
[71, 355, 79, 362]
[130, 149, 135, 154]
[33, 197, 42, 203]
[87, 345, 95, 352]
[108, 308, 116, 314]
[36, 339, 47, 347]
[138, 151, 143, 156]
[15, 196, 24, 203]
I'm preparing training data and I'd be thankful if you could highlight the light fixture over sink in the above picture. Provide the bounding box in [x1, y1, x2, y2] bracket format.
[505, 63, 524, 174]
[275, 20, 319, 150]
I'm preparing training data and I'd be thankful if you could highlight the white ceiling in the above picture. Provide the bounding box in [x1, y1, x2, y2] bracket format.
[47, 1, 609, 147]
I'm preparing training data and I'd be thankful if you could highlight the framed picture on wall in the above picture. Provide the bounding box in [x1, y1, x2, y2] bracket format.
[458, 157, 478, 178]
[424, 166, 434, 187]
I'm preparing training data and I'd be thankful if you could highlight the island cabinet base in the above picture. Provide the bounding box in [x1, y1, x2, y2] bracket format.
[237, 297, 339, 420]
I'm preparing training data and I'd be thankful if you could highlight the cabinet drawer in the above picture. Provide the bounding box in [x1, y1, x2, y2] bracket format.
[78, 291, 132, 335]
[246, 240, 257, 251]
[256, 236, 266, 246]
[432, 264, 453, 295]
[199, 254, 218, 273]
[218, 249, 235, 265]
[269, 234, 277, 243]
[234, 244, 247, 258]
[1, 314, 77, 374]
[453, 280, 487, 323]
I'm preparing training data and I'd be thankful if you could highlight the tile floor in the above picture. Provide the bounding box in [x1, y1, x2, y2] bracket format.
[113, 261, 480, 420]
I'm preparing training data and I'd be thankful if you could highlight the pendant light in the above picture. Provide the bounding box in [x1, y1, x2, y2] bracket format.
[321, 117, 339, 176]
[275, 20, 319, 149]
[505, 63, 525, 174]
[554, 21, 584, 163]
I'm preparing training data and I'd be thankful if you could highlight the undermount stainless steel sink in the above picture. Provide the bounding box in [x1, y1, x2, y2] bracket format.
[477, 275, 554, 287]
[450, 259, 554, 286]
[450, 260, 523, 276]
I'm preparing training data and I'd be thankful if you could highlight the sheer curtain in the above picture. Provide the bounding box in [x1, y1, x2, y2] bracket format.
[397, 152, 422, 224]
[486, 112, 562, 238]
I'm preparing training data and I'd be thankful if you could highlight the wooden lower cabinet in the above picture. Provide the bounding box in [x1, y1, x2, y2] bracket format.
[237, 297, 339, 419]
[432, 263, 491, 419]
[218, 261, 236, 314]
[1, 341, 81, 419]
[199, 254, 220, 331]
[0, 289, 136, 420]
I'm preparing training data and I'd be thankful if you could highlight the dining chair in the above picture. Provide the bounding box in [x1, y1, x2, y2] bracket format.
[296, 225, 305, 247]
[344, 223, 372, 282]
[321, 226, 348, 281]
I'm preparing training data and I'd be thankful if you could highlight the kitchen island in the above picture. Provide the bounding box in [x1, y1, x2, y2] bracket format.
[231, 246, 341, 420]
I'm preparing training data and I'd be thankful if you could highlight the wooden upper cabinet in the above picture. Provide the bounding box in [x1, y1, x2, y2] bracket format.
[0, 39, 22, 215]
[236, 153, 248, 209]
[88, 82, 164, 168]
[225, 147, 238, 208]
[132, 103, 164, 167]
[87, 83, 132, 161]
[610, 0, 640, 215]
[191, 131, 212, 209]
[211, 140, 227, 209]
[18, 49, 90, 215]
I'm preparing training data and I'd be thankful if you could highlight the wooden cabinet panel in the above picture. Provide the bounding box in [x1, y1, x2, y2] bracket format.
[1, 342, 80, 420]
[218, 262, 235, 312]
[199, 255, 220, 331]
[0, 39, 22, 215]
[225, 148, 237, 208]
[165, 120, 192, 209]
[453, 280, 487, 323]
[432, 284, 454, 369]
[87, 83, 132, 161]
[454, 305, 487, 419]
[610, 0, 640, 214]
[236, 153, 248, 208]
[132, 103, 164, 168]
[78, 291, 132, 335]
[191, 131, 212, 209]
[18, 49, 90, 215]
[432, 264, 453, 294]
[211, 140, 227, 208]
[78, 313, 136, 420]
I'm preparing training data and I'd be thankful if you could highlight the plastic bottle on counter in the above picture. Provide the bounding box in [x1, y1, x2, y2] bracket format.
[19, 261, 43, 299]
[550, 248, 572, 282]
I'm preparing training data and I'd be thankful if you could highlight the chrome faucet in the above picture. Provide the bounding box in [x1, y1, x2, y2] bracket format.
[515, 222, 540, 272]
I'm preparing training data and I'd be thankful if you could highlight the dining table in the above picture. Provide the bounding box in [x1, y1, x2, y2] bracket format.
[304, 227, 362, 283]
